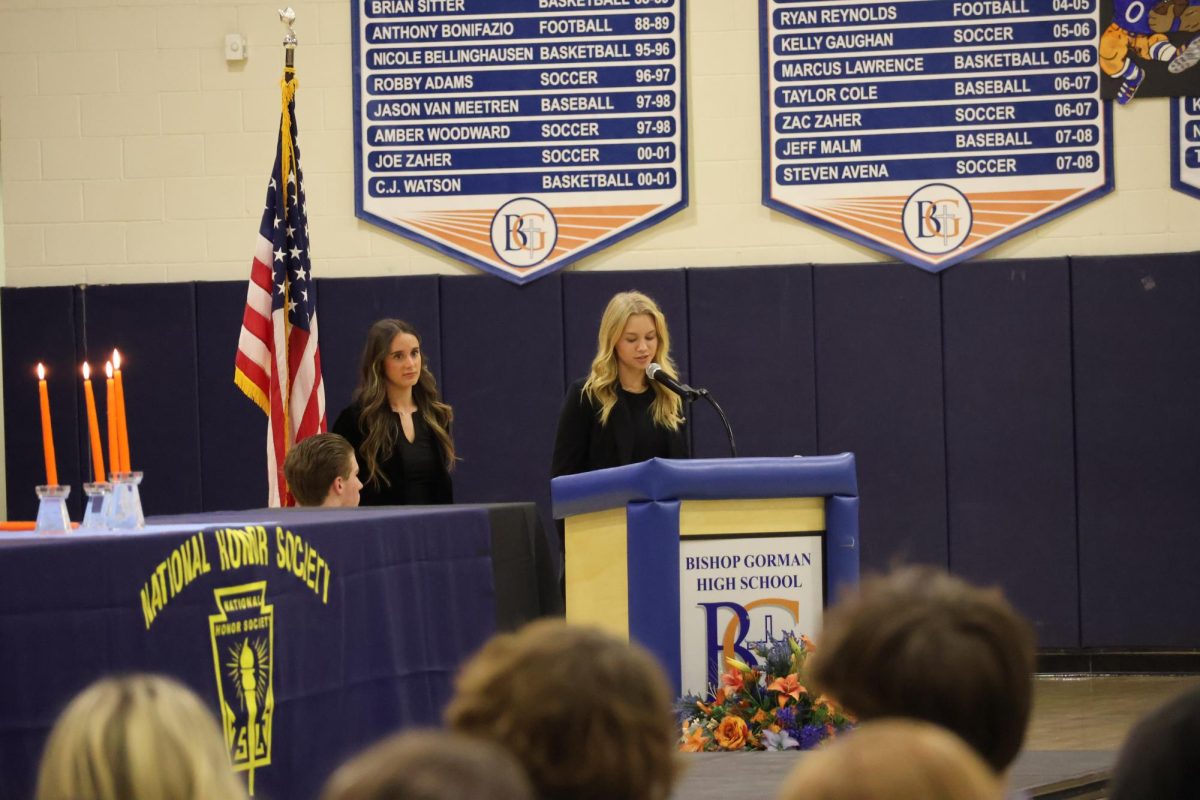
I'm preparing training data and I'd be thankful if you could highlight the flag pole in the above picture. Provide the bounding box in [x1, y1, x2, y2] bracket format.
[280, 7, 297, 69]
[278, 7, 297, 458]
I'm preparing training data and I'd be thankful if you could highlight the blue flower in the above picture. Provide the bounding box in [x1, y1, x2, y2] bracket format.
[798, 724, 826, 750]
[764, 637, 793, 676]
[775, 706, 798, 731]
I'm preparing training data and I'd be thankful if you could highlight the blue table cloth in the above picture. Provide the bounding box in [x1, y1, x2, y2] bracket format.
[0, 504, 558, 800]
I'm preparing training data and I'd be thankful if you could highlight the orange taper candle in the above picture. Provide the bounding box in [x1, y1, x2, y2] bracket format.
[112, 349, 131, 472]
[105, 361, 119, 478]
[36, 363, 58, 486]
[81, 363, 106, 483]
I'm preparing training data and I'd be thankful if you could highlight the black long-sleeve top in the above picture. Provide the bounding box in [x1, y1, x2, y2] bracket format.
[551, 378, 690, 477]
[333, 403, 453, 505]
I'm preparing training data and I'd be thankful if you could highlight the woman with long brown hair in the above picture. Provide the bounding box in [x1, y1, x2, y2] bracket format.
[332, 319, 455, 505]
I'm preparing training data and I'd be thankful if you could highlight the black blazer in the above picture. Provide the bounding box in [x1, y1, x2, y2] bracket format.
[332, 403, 453, 505]
[551, 378, 690, 477]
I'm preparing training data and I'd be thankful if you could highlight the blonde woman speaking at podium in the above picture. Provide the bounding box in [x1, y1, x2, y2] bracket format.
[552, 291, 690, 479]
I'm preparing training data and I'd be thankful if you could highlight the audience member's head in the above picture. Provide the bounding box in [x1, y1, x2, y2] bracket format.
[1107, 684, 1200, 800]
[36, 674, 245, 800]
[320, 729, 534, 800]
[775, 719, 1004, 800]
[809, 565, 1036, 773]
[284, 432, 362, 507]
[445, 619, 677, 800]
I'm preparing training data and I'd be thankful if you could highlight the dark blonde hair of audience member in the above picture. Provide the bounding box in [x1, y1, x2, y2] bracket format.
[320, 729, 534, 800]
[776, 719, 1004, 800]
[36, 674, 245, 800]
[445, 619, 677, 800]
[284, 432, 355, 506]
[352, 318, 455, 487]
[583, 291, 684, 430]
[809, 565, 1036, 773]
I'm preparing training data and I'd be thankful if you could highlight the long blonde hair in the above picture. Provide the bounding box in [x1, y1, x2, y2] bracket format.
[352, 319, 456, 488]
[582, 291, 683, 430]
[36, 674, 247, 800]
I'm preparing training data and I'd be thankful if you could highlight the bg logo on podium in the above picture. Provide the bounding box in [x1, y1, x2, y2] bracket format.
[679, 536, 824, 695]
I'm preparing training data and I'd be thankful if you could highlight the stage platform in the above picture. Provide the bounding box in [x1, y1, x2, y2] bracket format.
[671, 749, 1112, 799]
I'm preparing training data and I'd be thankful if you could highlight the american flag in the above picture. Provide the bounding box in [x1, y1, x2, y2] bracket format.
[234, 68, 325, 507]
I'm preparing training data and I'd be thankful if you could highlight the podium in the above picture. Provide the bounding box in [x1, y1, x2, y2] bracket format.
[551, 455, 859, 695]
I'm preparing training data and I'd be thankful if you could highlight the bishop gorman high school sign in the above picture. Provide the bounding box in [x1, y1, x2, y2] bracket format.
[353, 0, 688, 284]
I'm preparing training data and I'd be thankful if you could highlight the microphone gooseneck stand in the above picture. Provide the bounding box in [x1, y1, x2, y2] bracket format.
[695, 389, 737, 458]
[646, 363, 737, 457]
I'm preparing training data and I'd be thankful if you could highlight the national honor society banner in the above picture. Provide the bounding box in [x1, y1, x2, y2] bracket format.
[352, 0, 687, 284]
[762, 0, 1114, 272]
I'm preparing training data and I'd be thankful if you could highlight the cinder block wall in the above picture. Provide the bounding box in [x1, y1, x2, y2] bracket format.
[2, 0, 1198, 289]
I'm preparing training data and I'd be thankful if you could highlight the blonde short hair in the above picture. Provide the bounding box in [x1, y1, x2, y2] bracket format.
[445, 620, 677, 800]
[776, 719, 1004, 800]
[35, 674, 245, 800]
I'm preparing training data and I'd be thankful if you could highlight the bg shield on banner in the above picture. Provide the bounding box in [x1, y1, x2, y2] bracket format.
[352, 0, 687, 284]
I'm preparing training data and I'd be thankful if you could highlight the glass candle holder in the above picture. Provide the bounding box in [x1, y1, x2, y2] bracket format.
[34, 484, 72, 534]
[105, 471, 145, 530]
[80, 482, 112, 532]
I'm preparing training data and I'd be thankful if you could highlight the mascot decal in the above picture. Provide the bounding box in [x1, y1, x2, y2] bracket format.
[1102, 0, 1200, 103]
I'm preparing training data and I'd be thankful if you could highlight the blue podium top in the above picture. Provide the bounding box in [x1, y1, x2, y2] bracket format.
[551, 454, 858, 519]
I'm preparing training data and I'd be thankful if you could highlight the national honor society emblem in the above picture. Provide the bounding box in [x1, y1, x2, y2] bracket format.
[209, 582, 275, 796]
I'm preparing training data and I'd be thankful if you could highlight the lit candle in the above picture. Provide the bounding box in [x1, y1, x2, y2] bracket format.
[36, 363, 58, 486]
[106, 361, 119, 478]
[81, 363, 106, 483]
[112, 349, 131, 472]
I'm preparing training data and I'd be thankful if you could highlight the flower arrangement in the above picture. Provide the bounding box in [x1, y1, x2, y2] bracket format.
[678, 633, 854, 751]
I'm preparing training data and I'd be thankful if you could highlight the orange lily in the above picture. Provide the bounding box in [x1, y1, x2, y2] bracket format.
[721, 666, 746, 694]
[680, 725, 709, 752]
[767, 673, 806, 706]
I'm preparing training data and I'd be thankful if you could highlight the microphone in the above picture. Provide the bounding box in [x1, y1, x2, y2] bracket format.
[646, 363, 700, 400]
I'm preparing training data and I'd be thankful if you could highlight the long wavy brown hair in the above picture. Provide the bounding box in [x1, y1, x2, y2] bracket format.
[351, 319, 455, 488]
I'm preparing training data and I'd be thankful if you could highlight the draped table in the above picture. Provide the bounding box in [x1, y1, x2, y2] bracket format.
[0, 503, 561, 800]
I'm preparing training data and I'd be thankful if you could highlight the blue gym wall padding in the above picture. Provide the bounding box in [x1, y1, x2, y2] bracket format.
[1072, 252, 1200, 647]
[3, 287, 83, 519]
[812, 262, 949, 572]
[439, 275, 564, 516]
[80, 284, 203, 516]
[942, 258, 1079, 648]
[687, 265, 817, 459]
[6, 252, 1200, 650]
[195, 281, 267, 511]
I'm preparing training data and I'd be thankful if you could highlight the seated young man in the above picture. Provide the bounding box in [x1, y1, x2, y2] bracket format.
[283, 433, 362, 508]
